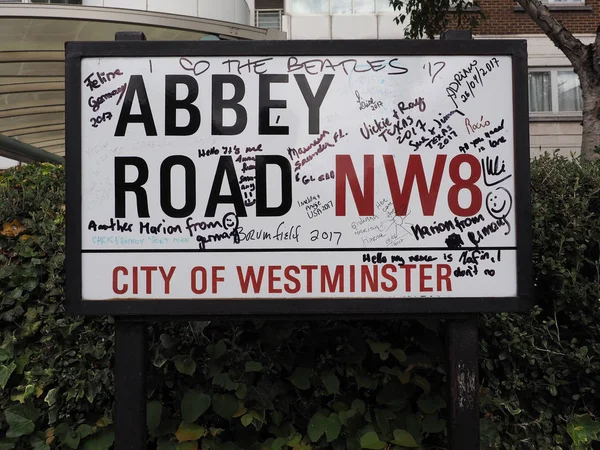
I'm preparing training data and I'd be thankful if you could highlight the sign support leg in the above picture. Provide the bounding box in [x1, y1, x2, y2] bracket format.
[440, 28, 480, 450]
[114, 319, 147, 450]
[112, 31, 148, 450]
[447, 318, 480, 450]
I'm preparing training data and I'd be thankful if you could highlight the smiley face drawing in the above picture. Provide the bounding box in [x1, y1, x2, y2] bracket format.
[222, 212, 239, 230]
[486, 187, 513, 220]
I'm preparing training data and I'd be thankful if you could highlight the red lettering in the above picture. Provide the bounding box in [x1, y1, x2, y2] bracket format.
[212, 266, 225, 294]
[360, 265, 378, 292]
[419, 264, 433, 292]
[159, 266, 175, 294]
[284, 266, 301, 294]
[448, 154, 482, 216]
[132, 266, 138, 295]
[381, 264, 397, 292]
[301, 265, 318, 293]
[191, 266, 207, 294]
[237, 266, 265, 293]
[140, 266, 157, 294]
[335, 154, 374, 216]
[402, 264, 416, 292]
[349, 265, 356, 293]
[268, 266, 282, 294]
[321, 265, 344, 292]
[437, 264, 452, 291]
[383, 154, 446, 216]
[112, 266, 127, 294]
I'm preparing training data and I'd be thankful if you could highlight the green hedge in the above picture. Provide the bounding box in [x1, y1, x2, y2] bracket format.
[1, 155, 599, 450]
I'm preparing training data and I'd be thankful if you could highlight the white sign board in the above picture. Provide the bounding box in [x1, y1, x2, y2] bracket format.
[66, 40, 531, 315]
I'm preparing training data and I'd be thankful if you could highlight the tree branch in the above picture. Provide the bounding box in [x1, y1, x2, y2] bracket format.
[515, 0, 585, 66]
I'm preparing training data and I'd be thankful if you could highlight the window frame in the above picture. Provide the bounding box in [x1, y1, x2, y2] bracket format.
[288, 0, 396, 15]
[528, 67, 583, 120]
[255, 8, 284, 30]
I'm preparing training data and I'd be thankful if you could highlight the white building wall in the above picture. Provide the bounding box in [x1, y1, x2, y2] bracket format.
[283, 13, 405, 39]
[81, 0, 252, 25]
[478, 34, 593, 158]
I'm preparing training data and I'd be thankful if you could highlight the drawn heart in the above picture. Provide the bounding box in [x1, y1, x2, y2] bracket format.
[179, 57, 194, 71]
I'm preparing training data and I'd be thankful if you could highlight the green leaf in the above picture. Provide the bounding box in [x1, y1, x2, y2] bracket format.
[44, 388, 59, 407]
[147, 400, 163, 431]
[567, 414, 600, 445]
[271, 437, 287, 450]
[480, 418, 501, 449]
[412, 375, 431, 394]
[307, 412, 342, 443]
[0, 437, 17, 450]
[174, 356, 196, 376]
[181, 391, 211, 423]
[176, 442, 198, 450]
[157, 438, 177, 450]
[422, 415, 446, 434]
[321, 371, 340, 395]
[212, 393, 238, 419]
[417, 394, 446, 414]
[376, 382, 407, 409]
[351, 399, 366, 415]
[175, 422, 206, 442]
[61, 429, 80, 449]
[391, 429, 419, 447]
[359, 431, 386, 449]
[389, 349, 407, 363]
[4, 402, 39, 437]
[77, 424, 93, 439]
[288, 367, 311, 390]
[369, 342, 391, 354]
[245, 361, 263, 372]
[0, 362, 16, 389]
[30, 435, 50, 450]
[241, 413, 253, 427]
[213, 373, 238, 391]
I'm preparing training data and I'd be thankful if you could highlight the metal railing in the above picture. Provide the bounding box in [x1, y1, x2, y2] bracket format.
[255, 8, 283, 30]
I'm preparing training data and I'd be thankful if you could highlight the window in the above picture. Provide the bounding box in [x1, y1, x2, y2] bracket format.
[290, 0, 329, 14]
[290, 0, 394, 14]
[528, 68, 583, 115]
[255, 9, 283, 29]
[255, 0, 284, 29]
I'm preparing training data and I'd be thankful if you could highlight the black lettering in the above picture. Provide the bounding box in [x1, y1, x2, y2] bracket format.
[205, 156, 247, 217]
[165, 75, 201, 136]
[211, 75, 247, 135]
[114, 157, 150, 218]
[255, 155, 292, 217]
[259, 74, 289, 135]
[114, 75, 157, 136]
[294, 74, 334, 134]
[160, 156, 196, 218]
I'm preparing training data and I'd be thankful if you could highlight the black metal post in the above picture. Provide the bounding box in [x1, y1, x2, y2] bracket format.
[447, 318, 480, 450]
[440, 27, 480, 450]
[113, 31, 148, 450]
[115, 320, 147, 450]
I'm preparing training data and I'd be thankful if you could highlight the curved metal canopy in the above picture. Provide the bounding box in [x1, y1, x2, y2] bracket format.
[0, 3, 283, 162]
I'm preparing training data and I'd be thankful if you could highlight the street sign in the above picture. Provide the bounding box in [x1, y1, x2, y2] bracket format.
[65, 39, 531, 316]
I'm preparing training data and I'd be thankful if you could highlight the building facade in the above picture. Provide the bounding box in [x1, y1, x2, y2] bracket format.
[0, 0, 283, 165]
[252, 0, 596, 157]
[470, 0, 598, 157]
[0, 0, 595, 162]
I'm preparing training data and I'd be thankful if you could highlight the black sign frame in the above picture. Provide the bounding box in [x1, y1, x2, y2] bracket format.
[65, 38, 532, 317]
